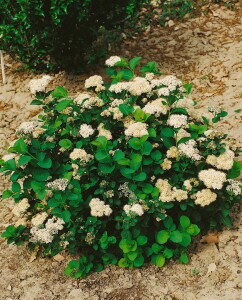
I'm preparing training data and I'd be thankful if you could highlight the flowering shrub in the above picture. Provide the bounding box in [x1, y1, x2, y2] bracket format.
[0, 0, 145, 71]
[1, 57, 241, 277]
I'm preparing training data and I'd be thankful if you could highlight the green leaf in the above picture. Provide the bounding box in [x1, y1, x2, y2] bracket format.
[142, 183, 153, 194]
[118, 258, 129, 268]
[148, 128, 157, 138]
[119, 104, 134, 116]
[156, 230, 169, 244]
[180, 232, 191, 247]
[59, 139, 73, 149]
[61, 210, 71, 223]
[143, 141, 153, 155]
[162, 137, 175, 149]
[154, 254, 165, 267]
[12, 182, 21, 193]
[118, 69, 134, 80]
[37, 157, 52, 169]
[151, 150, 162, 161]
[55, 100, 72, 112]
[128, 138, 142, 150]
[183, 83, 193, 94]
[18, 155, 32, 166]
[51, 86, 68, 98]
[2, 190, 13, 199]
[133, 255, 144, 267]
[137, 235, 148, 246]
[99, 163, 115, 174]
[32, 168, 49, 181]
[186, 224, 200, 236]
[95, 151, 110, 162]
[161, 127, 174, 137]
[4, 159, 16, 171]
[163, 216, 174, 229]
[117, 158, 130, 166]
[170, 230, 182, 243]
[163, 248, 173, 259]
[180, 253, 189, 264]
[127, 251, 138, 261]
[129, 57, 142, 70]
[113, 150, 125, 161]
[141, 61, 158, 73]
[180, 216, 191, 229]
[228, 161, 242, 179]
[235, 109, 242, 113]
[133, 172, 147, 181]
[13, 139, 28, 154]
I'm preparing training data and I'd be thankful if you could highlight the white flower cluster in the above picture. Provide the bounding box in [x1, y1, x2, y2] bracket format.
[124, 203, 144, 217]
[155, 179, 188, 202]
[70, 148, 94, 162]
[89, 198, 112, 217]
[157, 87, 170, 97]
[31, 212, 48, 227]
[32, 126, 46, 138]
[166, 146, 180, 159]
[198, 169, 226, 190]
[16, 121, 39, 136]
[30, 216, 65, 244]
[97, 123, 112, 140]
[105, 56, 121, 67]
[75, 93, 104, 109]
[101, 98, 124, 120]
[160, 158, 172, 170]
[109, 77, 152, 96]
[206, 149, 234, 170]
[194, 189, 217, 207]
[29, 75, 52, 94]
[128, 77, 152, 96]
[118, 182, 137, 201]
[167, 114, 187, 128]
[85, 75, 104, 92]
[174, 97, 195, 110]
[178, 140, 202, 161]
[46, 178, 69, 191]
[12, 198, 30, 217]
[79, 124, 94, 138]
[176, 128, 191, 141]
[124, 122, 148, 138]
[143, 99, 168, 116]
[226, 180, 241, 196]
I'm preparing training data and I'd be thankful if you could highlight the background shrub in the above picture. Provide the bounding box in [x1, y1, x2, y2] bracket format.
[0, 0, 146, 71]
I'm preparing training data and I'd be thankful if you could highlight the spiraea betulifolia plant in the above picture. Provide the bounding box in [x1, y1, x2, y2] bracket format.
[1, 57, 241, 278]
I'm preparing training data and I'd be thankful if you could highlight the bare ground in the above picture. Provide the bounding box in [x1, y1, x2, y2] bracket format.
[0, 4, 242, 300]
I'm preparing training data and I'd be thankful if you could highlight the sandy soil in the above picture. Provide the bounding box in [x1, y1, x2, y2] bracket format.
[0, 4, 242, 300]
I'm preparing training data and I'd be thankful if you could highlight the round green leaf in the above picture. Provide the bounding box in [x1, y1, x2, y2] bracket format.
[170, 230, 183, 243]
[180, 216, 191, 229]
[156, 230, 169, 244]
[137, 235, 148, 246]
[154, 254, 165, 267]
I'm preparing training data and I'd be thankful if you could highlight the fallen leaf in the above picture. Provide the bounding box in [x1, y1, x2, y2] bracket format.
[200, 232, 220, 244]
[207, 263, 217, 276]
[53, 254, 65, 262]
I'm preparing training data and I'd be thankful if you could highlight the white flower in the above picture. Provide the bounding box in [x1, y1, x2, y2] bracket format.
[109, 82, 130, 93]
[194, 189, 217, 207]
[124, 122, 148, 138]
[16, 121, 39, 136]
[70, 148, 94, 162]
[89, 198, 112, 217]
[30, 216, 65, 244]
[167, 114, 187, 128]
[29, 75, 52, 94]
[97, 123, 112, 140]
[85, 75, 104, 89]
[105, 56, 121, 67]
[128, 77, 152, 96]
[31, 212, 48, 227]
[198, 169, 226, 190]
[166, 146, 180, 159]
[74, 93, 90, 105]
[143, 99, 168, 116]
[183, 179, 193, 191]
[46, 178, 69, 191]
[156, 179, 174, 202]
[226, 180, 241, 196]
[173, 188, 188, 201]
[157, 87, 170, 97]
[12, 198, 30, 217]
[79, 124, 94, 138]
[174, 97, 195, 109]
[145, 73, 155, 81]
[161, 158, 172, 170]
[124, 203, 144, 216]
[178, 140, 201, 161]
